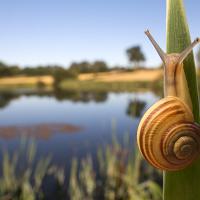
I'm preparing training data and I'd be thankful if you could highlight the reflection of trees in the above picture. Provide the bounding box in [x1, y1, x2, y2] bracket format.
[54, 89, 108, 103]
[0, 89, 108, 109]
[0, 91, 20, 108]
[126, 99, 146, 118]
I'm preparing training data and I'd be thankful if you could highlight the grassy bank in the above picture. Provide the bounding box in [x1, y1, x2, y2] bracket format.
[78, 69, 162, 82]
[0, 69, 162, 91]
[0, 78, 163, 94]
[0, 75, 53, 85]
[0, 68, 199, 92]
[0, 136, 162, 200]
[60, 79, 162, 93]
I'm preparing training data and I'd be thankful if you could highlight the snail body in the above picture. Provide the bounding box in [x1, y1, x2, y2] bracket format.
[137, 30, 200, 171]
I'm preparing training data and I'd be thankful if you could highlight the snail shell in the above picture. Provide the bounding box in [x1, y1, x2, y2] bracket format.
[137, 96, 200, 171]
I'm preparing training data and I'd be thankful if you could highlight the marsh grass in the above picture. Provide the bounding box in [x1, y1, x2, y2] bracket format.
[0, 138, 65, 200]
[69, 134, 162, 200]
[164, 0, 200, 199]
[60, 79, 162, 93]
[0, 134, 162, 200]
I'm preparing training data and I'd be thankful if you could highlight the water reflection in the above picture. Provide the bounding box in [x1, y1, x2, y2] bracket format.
[54, 89, 108, 103]
[0, 90, 159, 180]
[0, 89, 108, 109]
[126, 99, 146, 118]
[0, 91, 20, 108]
[0, 123, 83, 140]
[0, 89, 160, 197]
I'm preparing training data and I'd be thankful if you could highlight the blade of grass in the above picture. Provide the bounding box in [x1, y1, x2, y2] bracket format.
[164, 0, 200, 199]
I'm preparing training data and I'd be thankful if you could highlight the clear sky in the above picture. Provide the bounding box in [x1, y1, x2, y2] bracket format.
[0, 0, 199, 68]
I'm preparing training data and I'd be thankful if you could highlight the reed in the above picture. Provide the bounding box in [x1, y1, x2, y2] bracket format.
[164, 0, 200, 199]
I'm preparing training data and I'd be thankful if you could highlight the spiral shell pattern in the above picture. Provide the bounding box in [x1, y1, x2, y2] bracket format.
[137, 96, 200, 171]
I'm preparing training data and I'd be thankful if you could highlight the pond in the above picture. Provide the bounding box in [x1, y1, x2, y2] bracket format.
[0, 89, 160, 183]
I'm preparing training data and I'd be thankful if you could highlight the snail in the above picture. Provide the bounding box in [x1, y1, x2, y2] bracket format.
[137, 30, 200, 171]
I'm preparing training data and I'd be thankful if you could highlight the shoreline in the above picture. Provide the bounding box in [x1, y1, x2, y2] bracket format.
[0, 69, 163, 91]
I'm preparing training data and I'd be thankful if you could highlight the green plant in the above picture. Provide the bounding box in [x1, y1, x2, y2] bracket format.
[69, 134, 162, 200]
[52, 68, 77, 89]
[0, 138, 66, 200]
[164, 0, 200, 199]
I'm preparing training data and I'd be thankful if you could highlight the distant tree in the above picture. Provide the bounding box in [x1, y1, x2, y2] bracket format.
[0, 62, 9, 76]
[0, 61, 8, 68]
[80, 61, 91, 73]
[21, 65, 67, 76]
[126, 46, 145, 68]
[0, 62, 21, 77]
[69, 61, 91, 73]
[92, 61, 108, 72]
[69, 61, 108, 74]
[52, 68, 77, 89]
[69, 62, 80, 73]
[9, 65, 21, 76]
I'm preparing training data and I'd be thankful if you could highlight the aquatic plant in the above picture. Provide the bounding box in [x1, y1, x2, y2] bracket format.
[0, 138, 65, 200]
[137, 0, 200, 199]
[69, 135, 162, 200]
[164, 0, 200, 199]
[0, 135, 162, 200]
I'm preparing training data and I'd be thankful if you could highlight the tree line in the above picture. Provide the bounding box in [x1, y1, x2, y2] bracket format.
[0, 60, 109, 77]
[0, 45, 148, 78]
[1, 45, 200, 79]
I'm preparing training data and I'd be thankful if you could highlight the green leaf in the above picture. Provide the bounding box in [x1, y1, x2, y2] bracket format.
[164, 0, 200, 200]
[166, 0, 200, 121]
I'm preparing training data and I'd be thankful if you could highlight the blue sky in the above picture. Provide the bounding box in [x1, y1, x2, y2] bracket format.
[0, 0, 199, 68]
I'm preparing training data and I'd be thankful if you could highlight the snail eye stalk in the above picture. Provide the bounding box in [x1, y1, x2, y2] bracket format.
[145, 30, 167, 64]
[178, 38, 200, 64]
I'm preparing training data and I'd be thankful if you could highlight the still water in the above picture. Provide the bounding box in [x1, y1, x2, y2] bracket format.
[0, 89, 159, 179]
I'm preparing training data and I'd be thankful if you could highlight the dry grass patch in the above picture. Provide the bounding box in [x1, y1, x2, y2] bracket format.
[78, 69, 163, 82]
[0, 75, 53, 86]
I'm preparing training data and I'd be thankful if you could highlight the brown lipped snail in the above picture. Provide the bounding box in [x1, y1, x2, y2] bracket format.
[137, 30, 200, 171]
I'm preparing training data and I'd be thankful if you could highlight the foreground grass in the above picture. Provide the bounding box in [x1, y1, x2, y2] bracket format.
[69, 134, 162, 200]
[0, 138, 65, 200]
[0, 135, 162, 200]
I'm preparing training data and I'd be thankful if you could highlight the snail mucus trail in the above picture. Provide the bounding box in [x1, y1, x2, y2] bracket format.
[137, 30, 200, 171]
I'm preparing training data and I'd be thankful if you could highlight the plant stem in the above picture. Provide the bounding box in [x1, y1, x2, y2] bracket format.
[164, 0, 200, 199]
